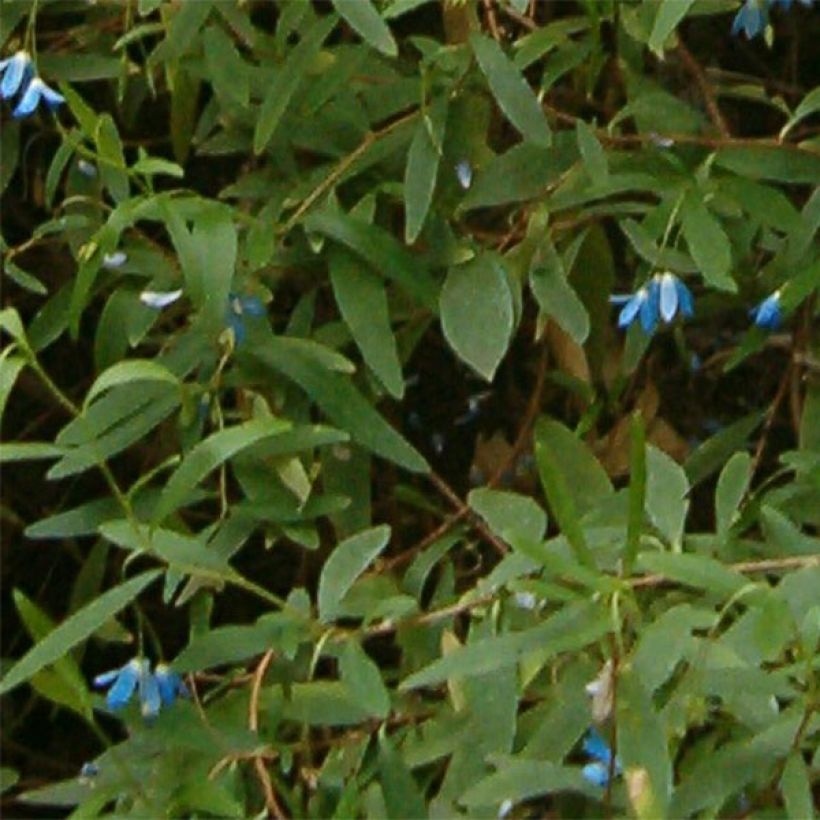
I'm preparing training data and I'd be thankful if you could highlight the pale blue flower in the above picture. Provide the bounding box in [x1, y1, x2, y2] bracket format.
[139, 288, 183, 309]
[94, 658, 142, 710]
[0, 51, 32, 100]
[93, 658, 161, 718]
[658, 272, 694, 323]
[580, 728, 622, 788]
[610, 278, 661, 334]
[12, 76, 65, 118]
[102, 251, 127, 269]
[455, 160, 473, 190]
[731, 0, 768, 37]
[749, 289, 782, 330]
[154, 663, 189, 706]
[226, 293, 266, 345]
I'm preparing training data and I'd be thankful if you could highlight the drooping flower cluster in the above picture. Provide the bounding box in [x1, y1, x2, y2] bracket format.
[612, 273, 786, 335]
[731, 0, 814, 39]
[0, 50, 64, 118]
[581, 728, 622, 788]
[610, 272, 694, 335]
[93, 658, 188, 720]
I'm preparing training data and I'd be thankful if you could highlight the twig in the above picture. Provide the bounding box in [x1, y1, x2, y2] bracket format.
[248, 650, 286, 819]
[279, 109, 418, 235]
[383, 342, 547, 572]
[676, 39, 731, 138]
[482, 0, 502, 41]
[427, 470, 509, 556]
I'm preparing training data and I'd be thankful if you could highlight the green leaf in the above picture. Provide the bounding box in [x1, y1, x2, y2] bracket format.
[780, 752, 815, 820]
[379, 732, 428, 819]
[529, 240, 590, 344]
[247, 335, 427, 472]
[469, 33, 551, 147]
[534, 418, 613, 517]
[0, 442, 63, 463]
[400, 601, 609, 689]
[715, 146, 820, 184]
[680, 193, 735, 291]
[193, 207, 237, 330]
[715, 452, 751, 536]
[404, 95, 448, 243]
[617, 667, 672, 819]
[101, 520, 235, 579]
[781, 85, 820, 139]
[303, 209, 439, 308]
[0, 570, 160, 696]
[460, 759, 592, 807]
[468, 488, 547, 544]
[26, 497, 120, 540]
[534, 421, 599, 568]
[254, 14, 337, 153]
[624, 412, 647, 574]
[330, 249, 403, 398]
[12, 590, 92, 718]
[575, 119, 607, 181]
[95, 114, 129, 203]
[631, 603, 711, 693]
[332, 0, 397, 56]
[318, 525, 392, 622]
[620, 218, 697, 273]
[153, 417, 291, 523]
[131, 156, 185, 178]
[685, 411, 762, 486]
[339, 640, 390, 719]
[0, 353, 26, 426]
[648, 0, 695, 55]
[645, 445, 689, 548]
[636, 552, 748, 598]
[85, 359, 180, 407]
[440, 255, 514, 381]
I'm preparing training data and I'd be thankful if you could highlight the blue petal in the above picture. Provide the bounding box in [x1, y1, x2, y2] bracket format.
[455, 160, 473, 190]
[12, 78, 42, 119]
[617, 292, 643, 329]
[38, 80, 64, 111]
[659, 274, 678, 322]
[139, 663, 161, 719]
[675, 278, 695, 317]
[155, 664, 188, 705]
[751, 292, 782, 330]
[240, 295, 266, 317]
[583, 729, 614, 766]
[582, 762, 610, 788]
[639, 281, 660, 334]
[609, 294, 632, 305]
[1, 52, 31, 100]
[106, 659, 140, 709]
[93, 668, 120, 688]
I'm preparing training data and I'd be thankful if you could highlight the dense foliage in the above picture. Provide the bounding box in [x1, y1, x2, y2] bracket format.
[1, 0, 819, 817]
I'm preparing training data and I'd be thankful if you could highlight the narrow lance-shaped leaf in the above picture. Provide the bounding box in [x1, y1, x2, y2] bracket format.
[152, 417, 291, 523]
[404, 95, 448, 244]
[624, 412, 646, 575]
[330, 249, 404, 399]
[318, 525, 391, 622]
[254, 14, 338, 154]
[469, 33, 551, 146]
[331, 0, 397, 57]
[0, 570, 161, 696]
[85, 359, 179, 407]
[247, 332, 428, 473]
